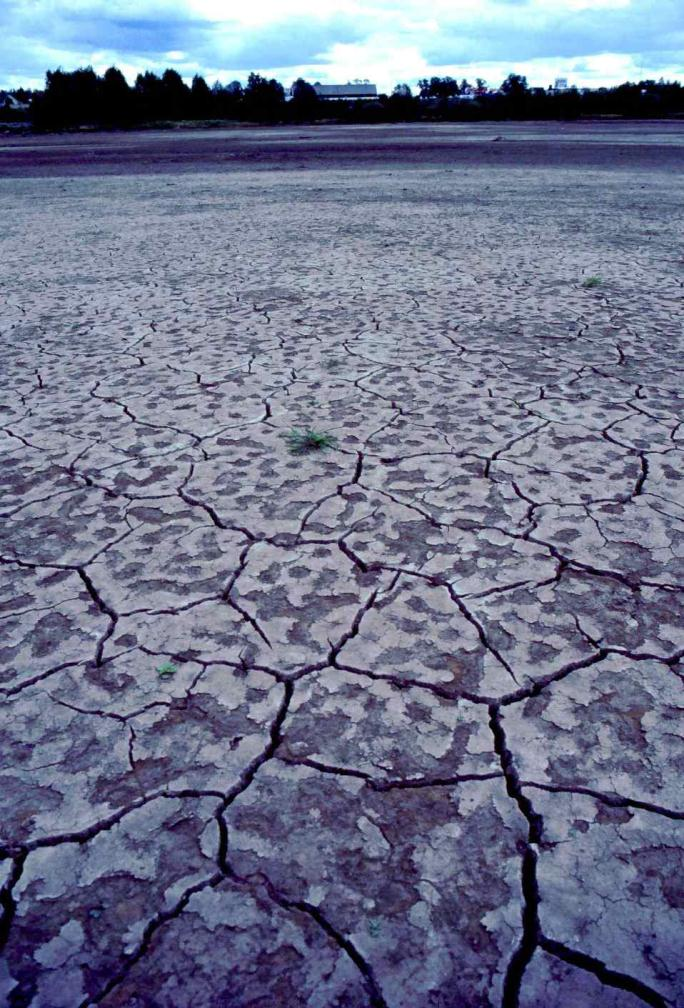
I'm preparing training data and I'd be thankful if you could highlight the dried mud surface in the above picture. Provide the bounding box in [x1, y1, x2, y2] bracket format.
[1, 126, 683, 1007]
[1, 121, 684, 177]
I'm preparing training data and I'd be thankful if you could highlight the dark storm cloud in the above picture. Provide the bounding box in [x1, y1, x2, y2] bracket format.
[0, 0, 363, 80]
[426, 0, 683, 64]
[53, 14, 211, 55]
[0, 0, 214, 58]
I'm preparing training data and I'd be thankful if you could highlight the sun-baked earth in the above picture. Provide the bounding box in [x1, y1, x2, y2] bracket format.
[0, 122, 683, 1008]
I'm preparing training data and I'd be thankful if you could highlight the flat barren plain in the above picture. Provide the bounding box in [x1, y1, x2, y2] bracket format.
[1, 122, 683, 1007]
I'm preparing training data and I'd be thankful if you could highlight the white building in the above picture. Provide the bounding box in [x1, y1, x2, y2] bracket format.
[0, 92, 30, 113]
[312, 81, 378, 100]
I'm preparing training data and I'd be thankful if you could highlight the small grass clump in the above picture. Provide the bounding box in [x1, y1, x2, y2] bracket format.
[285, 428, 338, 455]
[156, 662, 178, 680]
[581, 275, 603, 289]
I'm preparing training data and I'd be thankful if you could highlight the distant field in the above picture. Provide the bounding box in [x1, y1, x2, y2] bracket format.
[0, 119, 683, 175]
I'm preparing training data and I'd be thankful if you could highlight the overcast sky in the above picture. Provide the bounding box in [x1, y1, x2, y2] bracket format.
[2, 0, 682, 92]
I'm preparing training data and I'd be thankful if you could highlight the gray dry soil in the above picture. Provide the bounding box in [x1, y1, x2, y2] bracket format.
[0, 122, 683, 1008]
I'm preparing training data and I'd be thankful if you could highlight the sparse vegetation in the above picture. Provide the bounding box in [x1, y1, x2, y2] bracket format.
[156, 662, 178, 680]
[582, 275, 603, 289]
[285, 428, 338, 454]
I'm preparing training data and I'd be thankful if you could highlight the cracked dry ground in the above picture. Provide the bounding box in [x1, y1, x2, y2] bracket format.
[0, 155, 683, 1008]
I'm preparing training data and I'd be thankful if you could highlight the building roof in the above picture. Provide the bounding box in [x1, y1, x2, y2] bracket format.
[313, 82, 377, 98]
[0, 92, 29, 111]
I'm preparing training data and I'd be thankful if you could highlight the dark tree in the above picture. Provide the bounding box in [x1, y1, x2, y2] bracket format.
[134, 71, 164, 119]
[211, 80, 243, 118]
[190, 74, 213, 118]
[160, 68, 190, 118]
[418, 76, 460, 100]
[501, 73, 529, 97]
[33, 66, 99, 126]
[243, 72, 285, 120]
[289, 78, 319, 117]
[385, 82, 418, 120]
[100, 66, 132, 123]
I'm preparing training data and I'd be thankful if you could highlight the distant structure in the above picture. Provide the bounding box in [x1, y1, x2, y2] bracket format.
[312, 81, 377, 100]
[550, 77, 571, 93]
[0, 91, 29, 113]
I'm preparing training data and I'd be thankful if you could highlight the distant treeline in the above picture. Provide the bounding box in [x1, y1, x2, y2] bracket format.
[4, 66, 684, 129]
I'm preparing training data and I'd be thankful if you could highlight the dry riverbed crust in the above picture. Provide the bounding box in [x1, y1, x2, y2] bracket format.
[0, 123, 682, 1007]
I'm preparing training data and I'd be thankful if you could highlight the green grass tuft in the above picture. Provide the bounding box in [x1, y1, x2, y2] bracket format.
[285, 428, 338, 454]
[581, 275, 603, 289]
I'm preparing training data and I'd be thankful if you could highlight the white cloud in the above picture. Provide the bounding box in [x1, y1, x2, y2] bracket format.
[1, 0, 682, 91]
